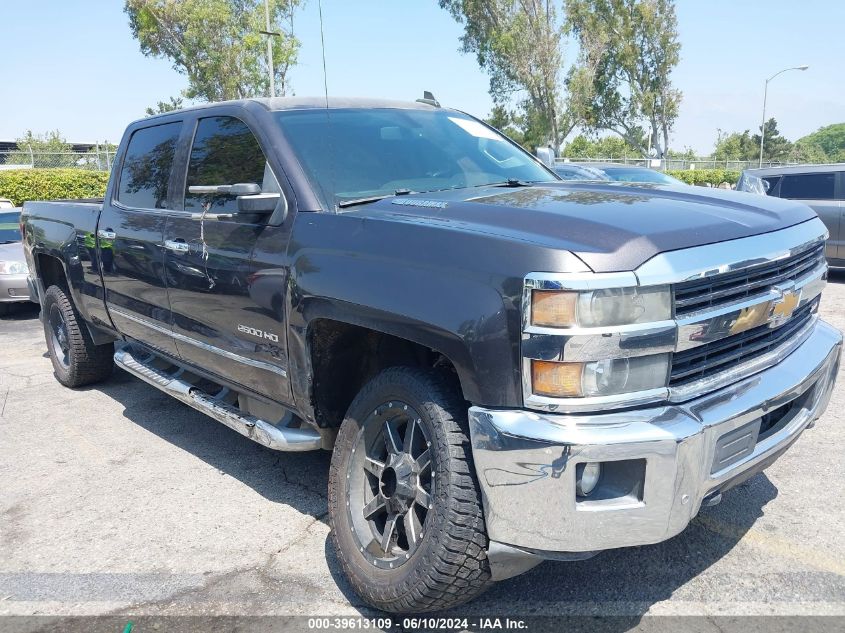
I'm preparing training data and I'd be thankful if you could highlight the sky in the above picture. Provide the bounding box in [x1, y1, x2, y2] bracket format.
[1, 1, 843, 154]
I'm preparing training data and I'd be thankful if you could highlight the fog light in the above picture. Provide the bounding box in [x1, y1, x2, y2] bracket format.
[576, 462, 602, 497]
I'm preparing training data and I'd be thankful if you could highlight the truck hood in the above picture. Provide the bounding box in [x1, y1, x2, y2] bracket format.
[0, 241, 25, 263]
[355, 182, 817, 272]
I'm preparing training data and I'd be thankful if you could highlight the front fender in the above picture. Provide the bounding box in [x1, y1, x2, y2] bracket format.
[284, 211, 589, 418]
[289, 265, 513, 410]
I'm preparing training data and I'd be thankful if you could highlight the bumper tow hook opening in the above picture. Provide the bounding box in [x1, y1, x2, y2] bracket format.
[703, 492, 722, 507]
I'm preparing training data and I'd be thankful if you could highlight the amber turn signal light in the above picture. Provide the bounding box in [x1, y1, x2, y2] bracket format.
[531, 360, 583, 397]
[531, 290, 577, 327]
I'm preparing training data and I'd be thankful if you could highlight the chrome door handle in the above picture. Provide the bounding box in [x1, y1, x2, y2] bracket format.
[97, 229, 116, 240]
[164, 239, 190, 254]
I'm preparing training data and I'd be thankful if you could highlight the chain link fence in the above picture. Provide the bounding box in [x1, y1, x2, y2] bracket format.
[0, 150, 825, 174]
[0, 148, 116, 171]
[560, 157, 810, 171]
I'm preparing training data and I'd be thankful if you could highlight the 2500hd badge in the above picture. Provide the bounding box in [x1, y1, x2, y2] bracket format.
[238, 323, 280, 343]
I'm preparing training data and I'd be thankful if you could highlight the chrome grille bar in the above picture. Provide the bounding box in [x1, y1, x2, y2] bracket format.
[674, 242, 824, 317]
[671, 299, 818, 385]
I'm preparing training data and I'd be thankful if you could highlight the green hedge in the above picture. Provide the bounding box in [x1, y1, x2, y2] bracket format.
[666, 169, 740, 186]
[0, 169, 109, 207]
[0, 167, 743, 208]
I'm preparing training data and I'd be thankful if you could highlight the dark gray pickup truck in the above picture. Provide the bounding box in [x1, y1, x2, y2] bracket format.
[21, 97, 842, 613]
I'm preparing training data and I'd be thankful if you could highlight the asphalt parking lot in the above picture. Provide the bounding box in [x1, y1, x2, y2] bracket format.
[1, 275, 844, 623]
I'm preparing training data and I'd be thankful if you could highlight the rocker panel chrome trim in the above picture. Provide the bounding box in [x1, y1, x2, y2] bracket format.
[109, 306, 287, 378]
[114, 346, 319, 451]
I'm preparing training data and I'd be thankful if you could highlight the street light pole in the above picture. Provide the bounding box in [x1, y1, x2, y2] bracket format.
[264, 0, 276, 98]
[759, 65, 809, 167]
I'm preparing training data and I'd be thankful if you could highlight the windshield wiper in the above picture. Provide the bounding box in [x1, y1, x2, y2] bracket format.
[484, 178, 540, 188]
[337, 189, 414, 209]
[422, 179, 546, 195]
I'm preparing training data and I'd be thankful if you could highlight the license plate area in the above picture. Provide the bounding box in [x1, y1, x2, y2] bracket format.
[710, 388, 812, 475]
[711, 421, 760, 474]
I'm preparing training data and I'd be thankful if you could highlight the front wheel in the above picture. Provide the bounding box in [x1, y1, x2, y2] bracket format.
[328, 367, 492, 613]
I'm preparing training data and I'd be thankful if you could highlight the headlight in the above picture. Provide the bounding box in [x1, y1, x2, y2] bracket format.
[532, 285, 671, 328]
[0, 260, 28, 275]
[531, 354, 670, 398]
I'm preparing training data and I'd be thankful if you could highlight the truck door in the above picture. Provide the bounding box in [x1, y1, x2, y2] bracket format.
[778, 171, 840, 260]
[163, 114, 291, 400]
[99, 120, 183, 356]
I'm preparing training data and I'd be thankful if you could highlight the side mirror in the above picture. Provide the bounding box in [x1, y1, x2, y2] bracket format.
[188, 182, 262, 196]
[237, 192, 280, 214]
[188, 182, 281, 219]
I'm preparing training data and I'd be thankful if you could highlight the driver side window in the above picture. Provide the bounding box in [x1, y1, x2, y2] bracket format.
[184, 116, 279, 213]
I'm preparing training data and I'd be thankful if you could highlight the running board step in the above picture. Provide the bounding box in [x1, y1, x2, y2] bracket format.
[114, 347, 322, 452]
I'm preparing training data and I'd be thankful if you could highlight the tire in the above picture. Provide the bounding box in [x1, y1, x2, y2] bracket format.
[42, 285, 113, 388]
[328, 366, 492, 613]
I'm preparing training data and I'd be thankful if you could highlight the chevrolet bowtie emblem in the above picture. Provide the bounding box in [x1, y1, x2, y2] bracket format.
[771, 287, 800, 321]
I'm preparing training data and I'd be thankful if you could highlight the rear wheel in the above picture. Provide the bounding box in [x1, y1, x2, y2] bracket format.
[328, 366, 492, 613]
[42, 285, 113, 387]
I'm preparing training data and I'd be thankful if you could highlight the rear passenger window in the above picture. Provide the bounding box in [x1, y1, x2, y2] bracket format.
[779, 173, 835, 200]
[117, 122, 182, 209]
[184, 116, 271, 213]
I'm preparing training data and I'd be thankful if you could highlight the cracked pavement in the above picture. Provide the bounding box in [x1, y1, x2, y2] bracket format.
[1, 272, 844, 620]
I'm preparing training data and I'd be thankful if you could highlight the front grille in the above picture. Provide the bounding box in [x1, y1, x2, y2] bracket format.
[673, 242, 824, 318]
[670, 298, 818, 387]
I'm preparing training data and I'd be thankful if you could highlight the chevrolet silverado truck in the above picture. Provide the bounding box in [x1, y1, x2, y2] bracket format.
[21, 97, 842, 613]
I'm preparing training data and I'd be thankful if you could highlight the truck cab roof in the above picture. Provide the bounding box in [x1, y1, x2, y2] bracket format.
[142, 96, 442, 125]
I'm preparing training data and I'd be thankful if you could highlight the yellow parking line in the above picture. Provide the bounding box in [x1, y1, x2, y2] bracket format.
[695, 514, 845, 576]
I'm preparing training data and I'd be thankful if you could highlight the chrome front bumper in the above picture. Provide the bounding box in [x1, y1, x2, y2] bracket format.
[470, 320, 841, 570]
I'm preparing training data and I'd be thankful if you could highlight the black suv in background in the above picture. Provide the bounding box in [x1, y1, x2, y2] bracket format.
[738, 164, 845, 265]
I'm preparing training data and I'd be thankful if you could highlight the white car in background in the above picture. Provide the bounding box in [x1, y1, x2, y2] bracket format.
[0, 198, 33, 315]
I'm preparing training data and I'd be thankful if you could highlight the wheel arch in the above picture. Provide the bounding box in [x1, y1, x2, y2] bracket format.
[33, 251, 116, 345]
[298, 310, 475, 429]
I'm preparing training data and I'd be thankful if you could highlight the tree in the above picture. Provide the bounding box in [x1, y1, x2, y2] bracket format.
[787, 141, 830, 164]
[567, 0, 682, 157]
[485, 106, 526, 146]
[439, 0, 575, 151]
[561, 134, 639, 158]
[713, 130, 757, 162]
[753, 118, 792, 162]
[796, 123, 845, 162]
[82, 141, 120, 171]
[145, 96, 184, 117]
[125, 0, 300, 103]
[484, 105, 560, 151]
[666, 146, 695, 160]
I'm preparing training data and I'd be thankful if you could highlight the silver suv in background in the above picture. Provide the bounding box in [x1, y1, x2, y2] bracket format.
[738, 164, 845, 265]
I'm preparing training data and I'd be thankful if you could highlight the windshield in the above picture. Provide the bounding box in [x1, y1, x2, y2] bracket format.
[0, 211, 21, 243]
[554, 165, 610, 181]
[600, 167, 683, 185]
[275, 108, 557, 207]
